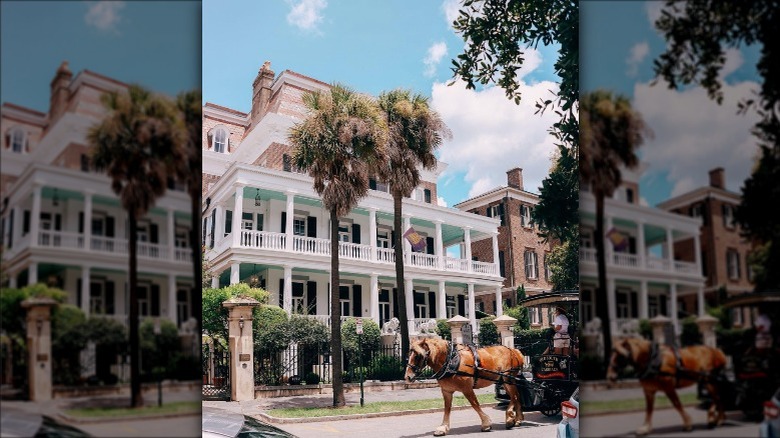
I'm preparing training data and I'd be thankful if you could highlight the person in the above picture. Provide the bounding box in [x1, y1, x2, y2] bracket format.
[552, 306, 570, 355]
[755, 311, 773, 351]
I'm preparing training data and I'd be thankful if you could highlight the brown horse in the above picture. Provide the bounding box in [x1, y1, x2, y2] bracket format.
[607, 337, 728, 436]
[404, 338, 525, 436]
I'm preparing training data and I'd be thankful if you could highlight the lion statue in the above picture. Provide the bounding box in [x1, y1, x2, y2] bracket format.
[382, 317, 400, 335]
[419, 319, 438, 335]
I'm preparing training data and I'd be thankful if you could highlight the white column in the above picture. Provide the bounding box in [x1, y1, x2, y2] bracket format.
[405, 278, 415, 334]
[283, 266, 292, 314]
[215, 203, 225, 240]
[697, 286, 705, 317]
[492, 233, 500, 274]
[81, 266, 90, 315]
[167, 209, 175, 260]
[285, 192, 294, 251]
[464, 227, 472, 272]
[607, 277, 617, 337]
[665, 228, 674, 264]
[639, 280, 649, 320]
[28, 261, 38, 285]
[636, 220, 646, 268]
[230, 262, 240, 285]
[467, 282, 477, 333]
[669, 283, 679, 335]
[435, 221, 444, 269]
[369, 208, 377, 262]
[232, 186, 244, 247]
[211, 272, 219, 289]
[495, 286, 503, 317]
[167, 274, 177, 324]
[30, 184, 42, 247]
[693, 234, 702, 275]
[369, 273, 379, 325]
[403, 215, 411, 265]
[83, 191, 93, 250]
[437, 280, 446, 320]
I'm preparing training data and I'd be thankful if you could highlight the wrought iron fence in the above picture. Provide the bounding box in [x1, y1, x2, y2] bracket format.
[202, 342, 230, 400]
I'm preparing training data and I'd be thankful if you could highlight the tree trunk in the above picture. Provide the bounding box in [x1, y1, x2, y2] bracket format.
[393, 194, 410, 358]
[330, 209, 345, 407]
[594, 190, 612, 369]
[190, 191, 201, 339]
[128, 215, 142, 408]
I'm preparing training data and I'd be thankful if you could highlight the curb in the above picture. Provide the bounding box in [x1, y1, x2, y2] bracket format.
[255, 402, 501, 424]
[58, 409, 201, 424]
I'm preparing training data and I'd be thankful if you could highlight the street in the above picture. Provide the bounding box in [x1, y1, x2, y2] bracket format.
[580, 407, 760, 437]
[272, 405, 559, 437]
[74, 414, 201, 437]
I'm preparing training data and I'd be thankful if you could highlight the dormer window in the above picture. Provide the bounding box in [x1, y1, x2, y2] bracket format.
[5, 127, 27, 153]
[208, 126, 229, 153]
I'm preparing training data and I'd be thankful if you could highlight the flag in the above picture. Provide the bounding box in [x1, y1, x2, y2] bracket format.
[606, 227, 628, 251]
[403, 227, 426, 252]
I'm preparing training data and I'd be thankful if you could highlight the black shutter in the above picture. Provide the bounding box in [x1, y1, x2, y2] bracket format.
[279, 279, 284, 308]
[498, 202, 505, 226]
[424, 189, 431, 204]
[353, 285, 362, 316]
[628, 237, 636, 254]
[150, 223, 159, 244]
[283, 154, 291, 172]
[77, 278, 82, 308]
[224, 210, 231, 234]
[499, 251, 505, 277]
[352, 223, 361, 244]
[426, 237, 434, 255]
[106, 281, 115, 314]
[630, 292, 638, 318]
[257, 214, 263, 231]
[307, 281, 317, 315]
[7, 213, 13, 248]
[369, 178, 377, 190]
[210, 212, 216, 248]
[23, 210, 30, 234]
[202, 218, 207, 246]
[736, 252, 741, 278]
[392, 288, 399, 319]
[391, 231, 396, 249]
[151, 284, 160, 316]
[458, 295, 465, 317]
[281, 212, 286, 233]
[54, 214, 62, 231]
[428, 291, 436, 318]
[105, 217, 115, 237]
[307, 216, 317, 238]
[486, 207, 493, 218]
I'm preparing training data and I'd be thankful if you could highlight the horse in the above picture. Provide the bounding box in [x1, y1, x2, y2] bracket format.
[404, 337, 525, 436]
[607, 337, 728, 436]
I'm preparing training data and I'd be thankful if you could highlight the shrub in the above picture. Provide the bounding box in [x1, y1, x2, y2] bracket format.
[478, 317, 499, 346]
[304, 372, 320, 385]
[140, 318, 180, 376]
[638, 319, 652, 339]
[203, 283, 268, 340]
[341, 318, 381, 355]
[254, 305, 290, 353]
[680, 316, 702, 347]
[367, 354, 405, 381]
[435, 319, 451, 341]
[287, 315, 329, 345]
[514, 328, 552, 358]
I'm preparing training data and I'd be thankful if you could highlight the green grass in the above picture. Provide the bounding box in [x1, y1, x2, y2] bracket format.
[65, 401, 201, 418]
[268, 393, 497, 418]
[580, 392, 699, 415]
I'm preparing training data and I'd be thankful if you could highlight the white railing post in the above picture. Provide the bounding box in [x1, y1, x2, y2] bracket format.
[492, 233, 500, 274]
[464, 227, 472, 273]
[370, 273, 379, 325]
[639, 280, 649, 320]
[437, 281, 447, 320]
[232, 185, 244, 248]
[467, 282, 476, 334]
[83, 190, 93, 250]
[369, 208, 377, 262]
[637, 220, 646, 269]
[285, 192, 294, 252]
[435, 220, 444, 270]
[30, 183, 42, 248]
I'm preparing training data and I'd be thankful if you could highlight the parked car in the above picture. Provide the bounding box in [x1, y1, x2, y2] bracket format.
[556, 387, 579, 438]
[202, 406, 297, 438]
[760, 387, 780, 438]
[0, 408, 90, 437]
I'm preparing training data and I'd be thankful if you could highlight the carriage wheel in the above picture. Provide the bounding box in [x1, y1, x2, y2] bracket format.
[540, 407, 561, 417]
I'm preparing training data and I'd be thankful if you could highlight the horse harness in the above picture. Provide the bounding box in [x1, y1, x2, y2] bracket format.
[640, 343, 723, 386]
[419, 343, 521, 388]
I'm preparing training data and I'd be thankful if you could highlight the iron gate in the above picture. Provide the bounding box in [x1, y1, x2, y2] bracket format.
[202, 342, 230, 400]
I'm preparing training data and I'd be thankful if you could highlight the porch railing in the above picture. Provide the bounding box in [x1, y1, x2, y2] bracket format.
[33, 230, 186, 263]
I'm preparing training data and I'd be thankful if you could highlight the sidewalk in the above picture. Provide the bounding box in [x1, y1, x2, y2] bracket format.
[580, 380, 697, 403]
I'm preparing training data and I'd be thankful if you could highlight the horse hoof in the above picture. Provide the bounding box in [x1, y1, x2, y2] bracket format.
[683, 425, 693, 432]
[481, 426, 492, 432]
[635, 427, 650, 436]
[505, 421, 514, 430]
[433, 431, 446, 437]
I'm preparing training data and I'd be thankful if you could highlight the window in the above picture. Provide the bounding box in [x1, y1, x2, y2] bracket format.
[498, 251, 505, 278]
[211, 127, 228, 153]
[727, 249, 740, 280]
[616, 289, 631, 318]
[626, 188, 635, 204]
[530, 307, 541, 325]
[581, 289, 593, 323]
[581, 228, 593, 248]
[176, 287, 190, 325]
[5, 128, 26, 153]
[446, 295, 456, 319]
[339, 286, 351, 317]
[544, 253, 551, 281]
[376, 230, 390, 248]
[338, 222, 350, 242]
[81, 154, 90, 172]
[722, 204, 736, 229]
[690, 203, 702, 218]
[414, 291, 429, 318]
[520, 205, 532, 227]
[90, 281, 105, 315]
[524, 250, 538, 279]
[293, 217, 306, 236]
[379, 289, 391, 326]
[291, 282, 306, 315]
[487, 203, 505, 225]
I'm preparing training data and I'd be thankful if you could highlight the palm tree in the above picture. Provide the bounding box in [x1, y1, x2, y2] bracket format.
[88, 85, 183, 408]
[289, 83, 386, 407]
[376, 89, 450, 356]
[580, 89, 649, 367]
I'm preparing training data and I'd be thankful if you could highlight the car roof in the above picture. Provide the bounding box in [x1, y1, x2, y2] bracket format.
[516, 291, 579, 307]
[0, 409, 43, 437]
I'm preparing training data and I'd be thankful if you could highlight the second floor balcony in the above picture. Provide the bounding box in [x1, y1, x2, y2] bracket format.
[580, 247, 699, 277]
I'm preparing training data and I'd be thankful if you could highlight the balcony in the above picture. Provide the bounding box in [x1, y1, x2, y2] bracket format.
[20, 230, 193, 263]
[216, 230, 499, 277]
[580, 247, 698, 276]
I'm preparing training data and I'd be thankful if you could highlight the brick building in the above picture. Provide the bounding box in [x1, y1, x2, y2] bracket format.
[658, 168, 755, 327]
[454, 168, 554, 328]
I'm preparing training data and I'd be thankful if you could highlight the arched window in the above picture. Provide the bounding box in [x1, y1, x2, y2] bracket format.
[208, 126, 229, 153]
[5, 127, 27, 153]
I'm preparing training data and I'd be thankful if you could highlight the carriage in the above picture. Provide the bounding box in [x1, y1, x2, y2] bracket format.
[494, 291, 579, 416]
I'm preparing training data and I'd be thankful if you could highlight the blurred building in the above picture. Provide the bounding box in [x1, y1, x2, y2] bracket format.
[0, 62, 196, 377]
[454, 167, 555, 329]
[201, 61, 503, 335]
[579, 164, 706, 337]
[658, 167, 755, 327]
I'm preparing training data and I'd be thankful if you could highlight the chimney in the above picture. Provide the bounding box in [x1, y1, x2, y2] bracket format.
[250, 61, 275, 128]
[49, 61, 73, 124]
[507, 167, 523, 190]
[709, 167, 725, 189]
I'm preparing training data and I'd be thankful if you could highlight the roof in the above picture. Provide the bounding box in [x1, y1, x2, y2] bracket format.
[454, 184, 540, 208]
[516, 291, 579, 307]
[204, 102, 248, 117]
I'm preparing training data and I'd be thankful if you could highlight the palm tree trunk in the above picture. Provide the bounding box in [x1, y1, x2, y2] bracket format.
[393, 194, 410, 357]
[594, 190, 612, 369]
[128, 215, 142, 408]
[329, 209, 345, 407]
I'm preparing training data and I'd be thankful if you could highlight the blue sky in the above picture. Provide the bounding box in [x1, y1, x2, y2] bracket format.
[0, 1, 200, 112]
[203, 0, 562, 207]
[581, 1, 763, 206]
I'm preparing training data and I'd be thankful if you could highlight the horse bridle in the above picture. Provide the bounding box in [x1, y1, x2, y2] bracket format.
[406, 350, 429, 377]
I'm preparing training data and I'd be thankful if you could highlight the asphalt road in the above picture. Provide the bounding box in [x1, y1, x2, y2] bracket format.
[580, 407, 760, 437]
[274, 405, 560, 438]
[72, 414, 202, 437]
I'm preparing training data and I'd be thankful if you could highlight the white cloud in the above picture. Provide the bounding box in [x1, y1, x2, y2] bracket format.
[633, 78, 761, 199]
[424, 42, 448, 77]
[432, 79, 559, 201]
[286, 0, 327, 32]
[720, 48, 744, 80]
[442, 0, 460, 25]
[437, 196, 448, 207]
[644, 2, 664, 29]
[639, 197, 650, 207]
[84, 1, 125, 33]
[626, 42, 649, 77]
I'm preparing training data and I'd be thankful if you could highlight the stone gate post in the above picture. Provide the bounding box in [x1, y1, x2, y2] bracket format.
[223, 297, 260, 401]
[447, 315, 469, 344]
[696, 314, 718, 348]
[493, 315, 517, 349]
[649, 315, 672, 346]
[21, 297, 58, 401]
